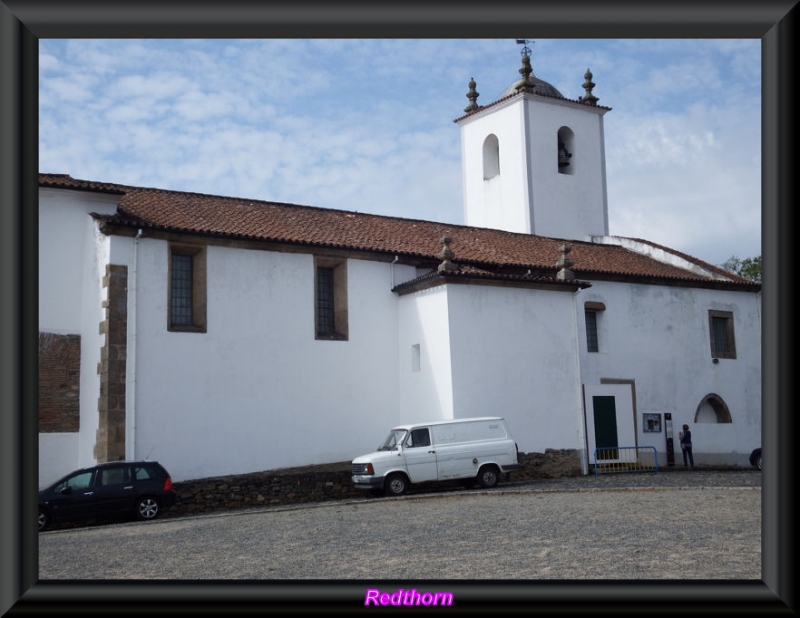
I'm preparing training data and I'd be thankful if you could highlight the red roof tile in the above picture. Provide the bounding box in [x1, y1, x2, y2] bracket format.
[39, 173, 759, 290]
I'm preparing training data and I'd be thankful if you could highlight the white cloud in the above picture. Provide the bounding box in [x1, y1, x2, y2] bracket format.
[39, 38, 761, 266]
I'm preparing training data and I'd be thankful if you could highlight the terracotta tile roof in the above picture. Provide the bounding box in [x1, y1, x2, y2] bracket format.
[39, 173, 759, 290]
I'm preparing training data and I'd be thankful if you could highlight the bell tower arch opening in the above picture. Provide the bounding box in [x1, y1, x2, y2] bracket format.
[483, 134, 500, 180]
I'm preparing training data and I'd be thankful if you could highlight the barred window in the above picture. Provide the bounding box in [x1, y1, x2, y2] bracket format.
[171, 254, 193, 326]
[314, 257, 348, 341]
[585, 310, 599, 353]
[709, 310, 736, 359]
[583, 301, 605, 353]
[316, 266, 335, 335]
[169, 245, 207, 332]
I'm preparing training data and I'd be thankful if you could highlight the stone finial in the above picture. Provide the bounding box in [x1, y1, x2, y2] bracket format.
[514, 53, 536, 92]
[464, 77, 480, 113]
[556, 243, 575, 280]
[580, 68, 599, 106]
[437, 236, 459, 272]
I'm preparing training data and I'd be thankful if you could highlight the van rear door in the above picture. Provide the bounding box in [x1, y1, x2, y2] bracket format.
[401, 427, 438, 483]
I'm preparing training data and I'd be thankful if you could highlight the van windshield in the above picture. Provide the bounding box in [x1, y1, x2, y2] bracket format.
[378, 429, 407, 451]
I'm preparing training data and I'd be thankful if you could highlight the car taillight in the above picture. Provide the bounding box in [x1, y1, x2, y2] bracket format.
[163, 476, 173, 491]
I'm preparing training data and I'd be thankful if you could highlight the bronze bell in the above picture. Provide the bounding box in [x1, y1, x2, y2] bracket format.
[558, 141, 572, 167]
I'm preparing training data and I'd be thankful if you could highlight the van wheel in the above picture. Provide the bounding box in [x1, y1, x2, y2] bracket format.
[384, 473, 408, 496]
[477, 465, 500, 488]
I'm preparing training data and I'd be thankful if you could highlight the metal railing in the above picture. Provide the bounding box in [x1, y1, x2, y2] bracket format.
[593, 446, 658, 476]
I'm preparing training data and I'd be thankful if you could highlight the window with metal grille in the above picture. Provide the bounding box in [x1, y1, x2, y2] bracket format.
[171, 253, 193, 326]
[316, 266, 335, 335]
[585, 310, 599, 352]
[709, 310, 736, 358]
[168, 245, 206, 332]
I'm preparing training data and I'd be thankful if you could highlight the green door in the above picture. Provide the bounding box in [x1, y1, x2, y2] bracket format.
[593, 395, 619, 459]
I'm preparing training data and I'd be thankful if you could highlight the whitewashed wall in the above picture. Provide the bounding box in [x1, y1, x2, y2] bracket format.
[445, 284, 585, 455]
[397, 285, 455, 426]
[38, 189, 118, 486]
[121, 239, 404, 482]
[523, 99, 609, 240]
[460, 102, 531, 234]
[38, 188, 118, 333]
[576, 281, 761, 466]
[38, 433, 79, 489]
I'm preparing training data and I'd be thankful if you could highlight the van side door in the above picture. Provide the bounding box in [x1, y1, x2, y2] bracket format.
[402, 427, 438, 483]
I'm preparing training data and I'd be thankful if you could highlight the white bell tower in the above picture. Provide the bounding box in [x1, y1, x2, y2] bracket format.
[456, 45, 611, 241]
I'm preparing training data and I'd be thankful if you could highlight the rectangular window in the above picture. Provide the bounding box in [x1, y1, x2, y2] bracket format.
[169, 245, 207, 332]
[709, 310, 736, 358]
[585, 310, 599, 353]
[314, 257, 348, 340]
[171, 254, 193, 325]
[316, 266, 335, 335]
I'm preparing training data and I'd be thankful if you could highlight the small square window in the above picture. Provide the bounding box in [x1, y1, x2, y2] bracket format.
[411, 344, 421, 372]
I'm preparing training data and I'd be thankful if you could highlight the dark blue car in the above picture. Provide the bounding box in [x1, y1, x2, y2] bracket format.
[749, 448, 762, 471]
[39, 460, 176, 531]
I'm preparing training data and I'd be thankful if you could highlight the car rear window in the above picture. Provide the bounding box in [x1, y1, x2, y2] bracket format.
[134, 465, 158, 481]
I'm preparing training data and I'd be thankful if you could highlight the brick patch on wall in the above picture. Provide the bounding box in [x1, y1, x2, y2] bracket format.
[38, 332, 81, 432]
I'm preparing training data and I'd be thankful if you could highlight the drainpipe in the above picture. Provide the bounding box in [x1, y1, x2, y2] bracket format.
[390, 255, 399, 288]
[129, 229, 143, 459]
[571, 288, 589, 476]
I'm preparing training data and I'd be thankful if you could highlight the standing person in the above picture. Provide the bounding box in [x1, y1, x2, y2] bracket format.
[678, 424, 694, 467]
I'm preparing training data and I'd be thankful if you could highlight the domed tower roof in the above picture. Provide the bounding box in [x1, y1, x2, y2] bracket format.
[497, 50, 565, 100]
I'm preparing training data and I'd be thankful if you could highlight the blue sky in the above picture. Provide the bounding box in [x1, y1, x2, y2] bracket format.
[39, 38, 761, 268]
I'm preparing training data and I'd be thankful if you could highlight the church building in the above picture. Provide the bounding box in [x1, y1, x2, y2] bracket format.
[37, 49, 761, 486]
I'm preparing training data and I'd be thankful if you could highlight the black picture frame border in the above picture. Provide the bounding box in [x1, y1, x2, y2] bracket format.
[1, 1, 795, 614]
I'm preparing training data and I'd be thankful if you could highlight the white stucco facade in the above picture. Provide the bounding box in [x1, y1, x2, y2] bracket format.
[120, 240, 408, 482]
[575, 281, 761, 467]
[38, 188, 119, 486]
[459, 94, 609, 240]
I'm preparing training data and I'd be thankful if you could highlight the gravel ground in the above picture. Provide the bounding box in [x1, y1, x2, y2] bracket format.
[38, 470, 761, 581]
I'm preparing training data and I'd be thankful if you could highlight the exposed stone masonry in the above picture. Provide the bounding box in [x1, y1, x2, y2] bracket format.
[95, 264, 128, 463]
[160, 450, 583, 520]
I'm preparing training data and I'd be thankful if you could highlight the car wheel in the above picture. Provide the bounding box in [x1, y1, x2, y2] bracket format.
[38, 508, 49, 532]
[756, 455, 762, 471]
[135, 496, 160, 521]
[384, 473, 408, 497]
[477, 465, 500, 489]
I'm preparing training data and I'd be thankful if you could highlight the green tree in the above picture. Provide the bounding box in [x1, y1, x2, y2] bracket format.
[720, 255, 761, 282]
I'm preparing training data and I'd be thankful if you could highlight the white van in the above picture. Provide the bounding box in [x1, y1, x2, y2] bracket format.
[351, 417, 522, 496]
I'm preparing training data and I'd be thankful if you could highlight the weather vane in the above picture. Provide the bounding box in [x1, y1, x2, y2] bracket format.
[516, 39, 533, 57]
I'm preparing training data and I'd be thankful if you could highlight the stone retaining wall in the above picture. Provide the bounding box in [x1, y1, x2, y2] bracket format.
[161, 449, 582, 520]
